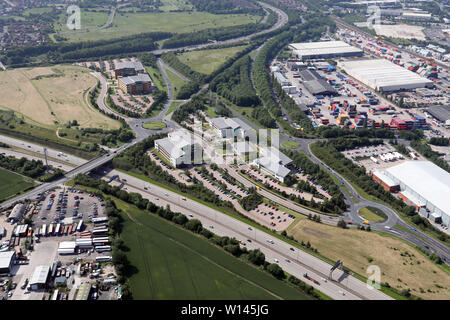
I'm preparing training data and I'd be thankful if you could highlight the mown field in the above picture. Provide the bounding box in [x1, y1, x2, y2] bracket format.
[165, 68, 186, 98]
[0, 65, 119, 130]
[177, 45, 249, 75]
[118, 201, 313, 300]
[0, 168, 35, 201]
[358, 206, 387, 222]
[288, 219, 450, 300]
[55, 11, 260, 42]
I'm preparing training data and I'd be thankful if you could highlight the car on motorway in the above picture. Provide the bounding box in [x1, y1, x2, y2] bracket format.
[290, 247, 295, 251]
[274, 258, 279, 263]
[188, 214, 193, 217]
[285, 259, 290, 263]
[248, 227, 252, 231]
[267, 239, 274, 244]
[209, 225, 214, 229]
[410, 227, 416, 231]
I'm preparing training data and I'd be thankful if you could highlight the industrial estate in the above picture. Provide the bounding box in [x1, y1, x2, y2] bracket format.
[0, 0, 449, 308]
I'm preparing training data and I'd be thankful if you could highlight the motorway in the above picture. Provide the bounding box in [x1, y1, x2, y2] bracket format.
[150, 2, 289, 56]
[103, 169, 392, 300]
[0, 1, 448, 299]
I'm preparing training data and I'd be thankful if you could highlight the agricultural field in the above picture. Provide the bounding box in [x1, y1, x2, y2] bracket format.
[177, 45, 249, 75]
[288, 219, 450, 300]
[55, 11, 261, 42]
[118, 201, 313, 300]
[0, 168, 35, 201]
[0, 65, 120, 130]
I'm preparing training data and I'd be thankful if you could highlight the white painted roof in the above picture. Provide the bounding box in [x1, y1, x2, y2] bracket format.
[386, 161, 450, 215]
[338, 59, 433, 89]
[290, 40, 362, 57]
[30, 265, 50, 285]
[0, 251, 14, 269]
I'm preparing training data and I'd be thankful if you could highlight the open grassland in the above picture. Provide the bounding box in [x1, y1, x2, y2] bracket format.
[358, 206, 387, 222]
[0, 168, 35, 201]
[159, 0, 194, 12]
[117, 200, 313, 300]
[0, 65, 120, 130]
[165, 68, 186, 98]
[288, 219, 450, 300]
[53, 10, 110, 33]
[145, 66, 166, 93]
[282, 141, 300, 149]
[177, 45, 249, 75]
[57, 12, 260, 42]
[143, 122, 166, 130]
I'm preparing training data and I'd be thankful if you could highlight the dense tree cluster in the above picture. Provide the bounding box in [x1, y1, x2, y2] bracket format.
[252, 31, 292, 127]
[410, 140, 450, 173]
[239, 192, 263, 211]
[161, 52, 206, 83]
[189, 0, 262, 14]
[176, 81, 200, 100]
[429, 137, 449, 146]
[210, 55, 260, 107]
[0, 154, 63, 182]
[172, 95, 206, 123]
[2, 32, 171, 67]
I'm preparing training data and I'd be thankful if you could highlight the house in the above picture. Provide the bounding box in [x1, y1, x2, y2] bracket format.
[154, 130, 203, 168]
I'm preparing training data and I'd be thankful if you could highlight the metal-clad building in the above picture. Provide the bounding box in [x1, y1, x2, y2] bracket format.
[0, 251, 15, 274]
[383, 161, 450, 226]
[338, 59, 433, 92]
[30, 265, 50, 290]
[8, 203, 25, 223]
[425, 105, 450, 123]
[289, 41, 363, 60]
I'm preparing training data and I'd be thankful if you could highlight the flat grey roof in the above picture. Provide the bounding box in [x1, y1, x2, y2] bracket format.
[116, 60, 145, 71]
[0, 251, 14, 269]
[425, 105, 450, 123]
[119, 73, 151, 85]
[30, 265, 50, 285]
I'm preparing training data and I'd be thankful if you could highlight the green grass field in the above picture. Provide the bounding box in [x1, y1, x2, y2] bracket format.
[281, 141, 300, 149]
[143, 122, 166, 130]
[0, 168, 35, 201]
[166, 100, 183, 115]
[56, 11, 260, 42]
[165, 68, 186, 98]
[117, 199, 313, 300]
[146, 66, 166, 93]
[177, 45, 249, 75]
[358, 206, 387, 223]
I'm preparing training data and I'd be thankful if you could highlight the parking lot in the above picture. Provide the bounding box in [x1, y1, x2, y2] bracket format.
[239, 163, 325, 203]
[0, 186, 118, 300]
[32, 187, 104, 228]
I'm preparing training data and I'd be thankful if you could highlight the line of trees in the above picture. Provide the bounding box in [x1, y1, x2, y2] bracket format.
[310, 140, 450, 244]
[74, 174, 321, 300]
[210, 55, 260, 107]
[2, 32, 172, 67]
[0, 154, 63, 182]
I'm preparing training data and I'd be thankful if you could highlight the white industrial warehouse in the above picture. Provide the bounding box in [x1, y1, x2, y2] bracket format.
[289, 41, 363, 60]
[382, 161, 450, 227]
[337, 59, 434, 92]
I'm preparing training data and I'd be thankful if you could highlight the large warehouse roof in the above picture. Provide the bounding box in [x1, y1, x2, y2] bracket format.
[338, 59, 433, 92]
[289, 41, 363, 58]
[0, 251, 15, 270]
[385, 161, 450, 216]
[425, 105, 450, 123]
